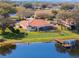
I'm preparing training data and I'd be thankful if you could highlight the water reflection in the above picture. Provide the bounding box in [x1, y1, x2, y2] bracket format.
[55, 40, 79, 56]
[0, 44, 16, 56]
[0, 41, 79, 57]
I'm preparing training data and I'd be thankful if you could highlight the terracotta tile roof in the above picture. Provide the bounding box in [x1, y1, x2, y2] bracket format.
[16, 18, 52, 29]
[30, 19, 50, 27]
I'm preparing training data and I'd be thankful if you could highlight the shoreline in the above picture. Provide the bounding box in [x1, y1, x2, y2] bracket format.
[4, 37, 79, 43]
[0, 35, 79, 47]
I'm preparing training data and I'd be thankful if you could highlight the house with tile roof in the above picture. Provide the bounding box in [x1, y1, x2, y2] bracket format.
[16, 18, 57, 31]
[60, 18, 76, 30]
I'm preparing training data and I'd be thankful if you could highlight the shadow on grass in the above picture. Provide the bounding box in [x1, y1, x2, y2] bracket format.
[0, 32, 28, 40]
[69, 30, 79, 34]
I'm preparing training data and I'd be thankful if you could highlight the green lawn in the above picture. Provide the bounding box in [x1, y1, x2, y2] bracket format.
[21, 26, 79, 42]
[22, 31, 79, 42]
[0, 26, 79, 43]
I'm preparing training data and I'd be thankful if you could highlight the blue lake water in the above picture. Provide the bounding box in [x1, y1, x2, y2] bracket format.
[0, 42, 79, 58]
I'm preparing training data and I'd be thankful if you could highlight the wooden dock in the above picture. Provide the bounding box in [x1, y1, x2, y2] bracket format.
[55, 39, 72, 48]
[55, 39, 64, 44]
[62, 44, 71, 48]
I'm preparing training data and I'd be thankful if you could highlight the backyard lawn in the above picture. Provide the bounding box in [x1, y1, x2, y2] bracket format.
[0, 26, 79, 43]
[21, 26, 79, 42]
[22, 30, 79, 42]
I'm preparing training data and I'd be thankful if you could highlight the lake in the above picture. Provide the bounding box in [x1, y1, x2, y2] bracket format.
[0, 42, 79, 58]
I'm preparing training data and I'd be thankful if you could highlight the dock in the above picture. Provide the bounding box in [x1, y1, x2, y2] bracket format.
[55, 39, 64, 44]
[55, 39, 72, 48]
[62, 44, 72, 48]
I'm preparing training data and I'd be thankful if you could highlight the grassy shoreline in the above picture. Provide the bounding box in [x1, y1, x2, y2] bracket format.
[0, 34, 79, 47]
[0, 27, 79, 46]
[5, 34, 79, 43]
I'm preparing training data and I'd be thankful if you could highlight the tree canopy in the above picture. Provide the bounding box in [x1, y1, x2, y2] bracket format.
[0, 2, 16, 33]
[61, 3, 75, 10]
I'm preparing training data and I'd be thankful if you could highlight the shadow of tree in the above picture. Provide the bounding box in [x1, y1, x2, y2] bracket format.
[73, 30, 79, 34]
[0, 44, 16, 56]
[68, 29, 79, 34]
[55, 43, 67, 53]
[0, 32, 28, 40]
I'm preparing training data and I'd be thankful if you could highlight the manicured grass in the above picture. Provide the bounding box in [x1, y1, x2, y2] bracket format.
[21, 26, 79, 42]
[0, 26, 79, 43]
[22, 31, 79, 42]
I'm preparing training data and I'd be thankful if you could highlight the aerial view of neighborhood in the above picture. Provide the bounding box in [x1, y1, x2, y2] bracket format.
[0, 0, 79, 58]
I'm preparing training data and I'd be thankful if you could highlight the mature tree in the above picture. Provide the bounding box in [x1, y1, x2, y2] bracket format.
[23, 3, 33, 9]
[61, 3, 75, 10]
[47, 10, 58, 20]
[52, 10, 58, 15]
[70, 10, 79, 32]
[56, 9, 79, 32]
[16, 6, 34, 19]
[35, 10, 53, 20]
[56, 10, 72, 19]
[41, 3, 48, 9]
[56, 10, 72, 30]
[35, 13, 52, 19]
[0, 2, 17, 33]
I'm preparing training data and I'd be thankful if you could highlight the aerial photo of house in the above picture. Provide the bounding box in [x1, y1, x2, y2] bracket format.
[0, 0, 79, 58]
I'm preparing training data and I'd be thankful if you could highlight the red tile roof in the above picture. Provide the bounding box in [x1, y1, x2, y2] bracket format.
[17, 18, 52, 29]
[30, 19, 50, 27]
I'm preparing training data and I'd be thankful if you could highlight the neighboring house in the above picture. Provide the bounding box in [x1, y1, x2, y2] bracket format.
[16, 18, 57, 31]
[60, 19, 76, 30]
